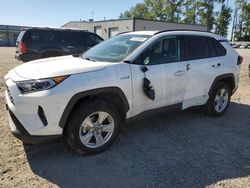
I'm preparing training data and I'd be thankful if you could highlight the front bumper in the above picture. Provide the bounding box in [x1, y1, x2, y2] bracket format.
[4, 74, 74, 141]
[7, 107, 62, 144]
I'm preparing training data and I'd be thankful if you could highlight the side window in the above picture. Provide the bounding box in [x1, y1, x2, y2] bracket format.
[207, 38, 217, 57]
[136, 37, 180, 65]
[185, 36, 210, 60]
[85, 33, 103, 47]
[94, 35, 103, 43]
[211, 38, 227, 56]
[29, 30, 55, 42]
[59, 31, 82, 45]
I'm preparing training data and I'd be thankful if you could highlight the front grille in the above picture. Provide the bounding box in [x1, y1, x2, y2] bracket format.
[6, 85, 15, 105]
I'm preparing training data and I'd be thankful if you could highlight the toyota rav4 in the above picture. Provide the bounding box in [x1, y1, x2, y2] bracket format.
[5, 30, 242, 154]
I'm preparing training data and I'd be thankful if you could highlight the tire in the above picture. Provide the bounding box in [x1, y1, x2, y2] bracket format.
[205, 82, 232, 117]
[65, 99, 121, 155]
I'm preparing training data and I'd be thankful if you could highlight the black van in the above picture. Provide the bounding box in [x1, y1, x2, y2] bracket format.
[15, 28, 103, 62]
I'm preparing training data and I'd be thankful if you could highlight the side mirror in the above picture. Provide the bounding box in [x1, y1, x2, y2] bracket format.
[141, 66, 148, 73]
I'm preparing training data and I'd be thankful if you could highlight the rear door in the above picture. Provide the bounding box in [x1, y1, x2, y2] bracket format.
[59, 31, 85, 55]
[182, 36, 224, 109]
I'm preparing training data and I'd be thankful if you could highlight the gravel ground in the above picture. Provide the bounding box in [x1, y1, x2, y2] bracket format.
[0, 47, 250, 188]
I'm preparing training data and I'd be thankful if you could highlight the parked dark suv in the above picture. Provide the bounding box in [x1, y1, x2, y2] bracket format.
[15, 28, 103, 62]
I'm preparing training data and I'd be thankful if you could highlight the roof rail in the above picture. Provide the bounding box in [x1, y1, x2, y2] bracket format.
[154, 29, 211, 35]
[116, 31, 131, 36]
[21, 27, 88, 32]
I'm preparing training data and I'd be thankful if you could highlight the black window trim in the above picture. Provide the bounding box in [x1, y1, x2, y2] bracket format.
[211, 37, 227, 57]
[183, 35, 227, 61]
[207, 37, 217, 58]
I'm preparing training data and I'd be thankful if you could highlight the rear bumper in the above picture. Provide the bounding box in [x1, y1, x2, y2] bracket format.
[7, 107, 62, 144]
[15, 53, 21, 61]
[15, 53, 40, 62]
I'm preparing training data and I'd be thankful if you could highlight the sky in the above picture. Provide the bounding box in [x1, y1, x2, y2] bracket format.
[0, 0, 144, 27]
[0, 0, 245, 38]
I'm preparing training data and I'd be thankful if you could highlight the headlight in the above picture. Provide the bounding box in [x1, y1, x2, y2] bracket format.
[16, 76, 69, 94]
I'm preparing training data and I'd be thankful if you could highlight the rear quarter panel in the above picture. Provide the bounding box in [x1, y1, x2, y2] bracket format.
[221, 42, 240, 88]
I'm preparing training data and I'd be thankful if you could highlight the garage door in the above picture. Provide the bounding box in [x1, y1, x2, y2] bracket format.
[94, 26, 102, 37]
[108, 27, 118, 38]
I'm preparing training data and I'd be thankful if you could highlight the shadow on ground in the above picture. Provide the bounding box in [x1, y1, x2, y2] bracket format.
[24, 102, 250, 188]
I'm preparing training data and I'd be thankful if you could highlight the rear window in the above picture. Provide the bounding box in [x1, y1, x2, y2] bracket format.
[17, 31, 26, 42]
[58, 31, 86, 44]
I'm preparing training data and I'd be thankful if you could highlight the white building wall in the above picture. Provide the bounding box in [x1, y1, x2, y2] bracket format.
[61, 22, 86, 30]
[63, 20, 133, 40]
[62, 19, 208, 40]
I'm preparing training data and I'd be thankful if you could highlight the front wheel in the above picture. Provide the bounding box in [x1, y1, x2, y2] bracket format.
[66, 99, 121, 154]
[205, 82, 232, 117]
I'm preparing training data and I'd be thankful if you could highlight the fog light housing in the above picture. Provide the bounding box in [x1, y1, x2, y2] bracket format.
[38, 106, 48, 126]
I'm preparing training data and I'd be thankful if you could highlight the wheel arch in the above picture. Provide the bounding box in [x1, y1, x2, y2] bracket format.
[41, 49, 62, 58]
[59, 87, 130, 129]
[209, 73, 236, 96]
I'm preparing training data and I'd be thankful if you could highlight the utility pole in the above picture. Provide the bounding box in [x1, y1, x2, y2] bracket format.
[91, 11, 94, 20]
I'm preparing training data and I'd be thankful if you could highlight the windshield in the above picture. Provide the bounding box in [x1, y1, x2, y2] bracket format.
[82, 34, 151, 62]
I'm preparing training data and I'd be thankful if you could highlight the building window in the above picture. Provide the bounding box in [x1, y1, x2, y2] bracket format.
[94, 26, 102, 37]
[0, 32, 7, 41]
[108, 27, 118, 38]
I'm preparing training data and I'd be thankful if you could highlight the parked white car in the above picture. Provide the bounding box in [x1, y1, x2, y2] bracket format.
[239, 44, 248, 49]
[5, 30, 242, 154]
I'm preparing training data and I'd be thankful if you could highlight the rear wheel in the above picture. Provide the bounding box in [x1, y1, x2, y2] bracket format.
[205, 82, 231, 117]
[65, 99, 121, 154]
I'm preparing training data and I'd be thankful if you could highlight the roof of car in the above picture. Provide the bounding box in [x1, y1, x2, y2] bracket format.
[21, 27, 88, 32]
[122, 30, 226, 41]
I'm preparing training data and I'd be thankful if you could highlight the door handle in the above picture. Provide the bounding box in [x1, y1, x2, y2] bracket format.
[186, 63, 191, 70]
[67, 46, 74, 49]
[175, 70, 185, 76]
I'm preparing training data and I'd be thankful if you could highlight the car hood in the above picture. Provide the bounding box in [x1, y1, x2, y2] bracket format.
[10, 55, 111, 81]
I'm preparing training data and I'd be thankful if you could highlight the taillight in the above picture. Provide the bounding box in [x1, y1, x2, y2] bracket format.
[237, 55, 243, 65]
[20, 41, 27, 54]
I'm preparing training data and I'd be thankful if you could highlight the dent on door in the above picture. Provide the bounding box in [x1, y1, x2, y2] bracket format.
[140, 66, 155, 100]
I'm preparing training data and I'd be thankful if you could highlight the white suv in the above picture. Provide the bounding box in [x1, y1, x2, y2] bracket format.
[5, 30, 242, 154]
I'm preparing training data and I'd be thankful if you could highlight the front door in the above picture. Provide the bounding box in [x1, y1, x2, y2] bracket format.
[130, 36, 187, 116]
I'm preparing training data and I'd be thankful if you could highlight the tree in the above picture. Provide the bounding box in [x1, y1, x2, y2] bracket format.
[233, 0, 247, 41]
[215, 0, 232, 37]
[197, 0, 216, 31]
[183, 0, 201, 24]
[242, 3, 250, 41]
[164, 0, 183, 22]
[120, 0, 184, 22]
[119, 3, 153, 19]
[120, 0, 234, 34]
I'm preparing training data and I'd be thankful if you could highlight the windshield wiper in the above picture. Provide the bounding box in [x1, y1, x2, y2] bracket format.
[72, 54, 81, 57]
[82, 57, 97, 62]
